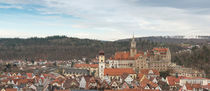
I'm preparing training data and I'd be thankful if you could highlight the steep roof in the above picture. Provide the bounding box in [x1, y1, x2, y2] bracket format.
[140, 78, 158, 88]
[166, 76, 181, 86]
[138, 73, 145, 81]
[112, 51, 143, 60]
[104, 68, 135, 76]
[26, 73, 33, 78]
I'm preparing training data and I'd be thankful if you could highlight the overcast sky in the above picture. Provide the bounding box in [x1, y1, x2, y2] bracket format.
[0, 0, 210, 40]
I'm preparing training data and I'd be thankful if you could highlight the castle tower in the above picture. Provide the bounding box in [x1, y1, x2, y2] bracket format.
[130, 35, 137, 57]
[98, 50, 105, 80]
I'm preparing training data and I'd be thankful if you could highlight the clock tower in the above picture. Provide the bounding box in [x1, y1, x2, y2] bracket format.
[98, 51, 105, 80]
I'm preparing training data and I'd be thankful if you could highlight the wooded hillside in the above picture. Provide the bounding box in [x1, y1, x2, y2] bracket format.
[0, 36, 182, 60]
[172, 45, 210, 78]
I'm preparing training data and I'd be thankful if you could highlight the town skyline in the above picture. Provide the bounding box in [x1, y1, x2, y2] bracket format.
[0, 0, 210, 91]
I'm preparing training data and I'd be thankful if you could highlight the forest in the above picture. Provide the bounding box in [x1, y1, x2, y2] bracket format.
[172, 45, 210, 78]
[0, 36, 182, 60]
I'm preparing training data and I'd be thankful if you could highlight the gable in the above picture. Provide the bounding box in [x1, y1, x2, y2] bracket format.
[182, 85, 187, 90]
[145, 85, 150, 89]
[148, 70, 154, 74]
[156, 86, 161, 90]
[125, 75, 133, 82]
[112, 82, 118, 87]
[152, 78, 158, 83]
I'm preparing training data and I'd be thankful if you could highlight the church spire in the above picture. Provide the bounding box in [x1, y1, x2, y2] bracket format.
[130, 35, 137, 57]
[132, 32, 134, 39]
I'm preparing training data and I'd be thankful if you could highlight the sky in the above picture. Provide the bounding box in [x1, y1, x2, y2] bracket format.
[0, 0, 210, 40]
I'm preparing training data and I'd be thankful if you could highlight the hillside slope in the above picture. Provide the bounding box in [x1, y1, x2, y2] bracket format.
[172, 46, 210, 78]
[0, 36, 182, 60]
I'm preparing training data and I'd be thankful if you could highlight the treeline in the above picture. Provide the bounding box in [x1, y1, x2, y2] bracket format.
[0, 36, 182, 60]
[172, 45, 210, 78]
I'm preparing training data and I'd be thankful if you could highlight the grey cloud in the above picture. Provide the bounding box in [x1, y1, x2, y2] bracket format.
[136, 0, 210, 9]
[0, 0, 210, 40]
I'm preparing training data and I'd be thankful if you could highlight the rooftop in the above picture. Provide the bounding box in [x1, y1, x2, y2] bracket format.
[104, 68, 135, 76]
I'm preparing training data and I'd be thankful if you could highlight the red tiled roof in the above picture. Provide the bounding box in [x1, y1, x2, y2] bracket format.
[140, 69, 160, 76]
[153, 48, 168, 52]
[5, 88, 17, 91]
[16, 79, 34, 85]
[74, 64, 98, 68]
[112, 51, 143, 60]
[166, 76, 181, 86]
[26, 73, 33, 78]
[140, 78, 158, 88]
[104, 68, 135, 76]
[114, 52, 130, 60]
[138, 73, 145, 80]
[140, 78, 150, 88]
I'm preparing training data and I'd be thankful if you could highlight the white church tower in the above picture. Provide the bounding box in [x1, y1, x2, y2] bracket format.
[98, 51, 105, 80]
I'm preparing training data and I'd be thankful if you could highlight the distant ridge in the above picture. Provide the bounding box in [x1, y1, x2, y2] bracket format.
[0, 35, 209, 60]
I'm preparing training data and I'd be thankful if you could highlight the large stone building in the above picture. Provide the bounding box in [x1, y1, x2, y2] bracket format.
[108, 36, 171, 72]
[136, 47, 171, 71]
[97, 51, 137, 80]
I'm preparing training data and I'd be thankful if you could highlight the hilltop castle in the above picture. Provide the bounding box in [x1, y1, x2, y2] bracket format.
[96, 36, 171, 80]
[108, 36, 171, 72]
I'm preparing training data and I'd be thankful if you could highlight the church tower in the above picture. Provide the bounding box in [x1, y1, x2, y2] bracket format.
[130, 35, 137, 57]
[98, 51, 105, 80]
